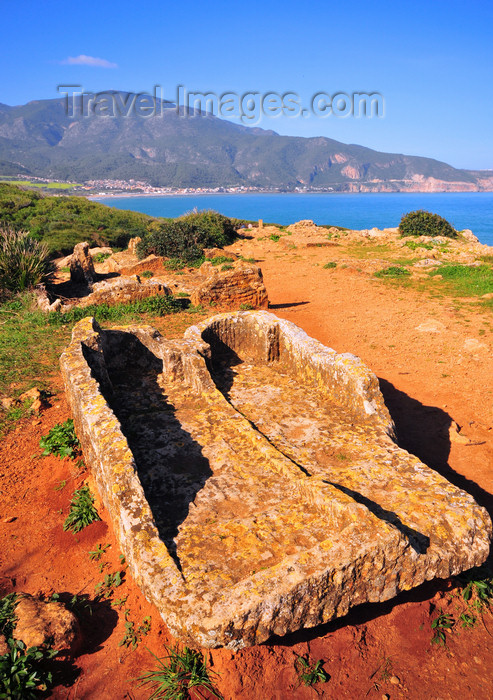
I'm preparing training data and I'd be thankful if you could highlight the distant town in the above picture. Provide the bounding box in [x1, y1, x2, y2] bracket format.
[0, 174, 335, 196]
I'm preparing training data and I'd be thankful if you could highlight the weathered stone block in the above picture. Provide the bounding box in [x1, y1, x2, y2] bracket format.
[75, 275, 170, 309]
[60, 312, 491, 649]
[190, 261, 268, 309]
[70, 241, 95, 286]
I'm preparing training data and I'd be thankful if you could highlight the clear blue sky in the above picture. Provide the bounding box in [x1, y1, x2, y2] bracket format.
[1, 0, 492, 169]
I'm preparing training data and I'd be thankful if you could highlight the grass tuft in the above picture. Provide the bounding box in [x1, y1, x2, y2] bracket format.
[374, 266, 411, 279]
[137, 644, 223, 699]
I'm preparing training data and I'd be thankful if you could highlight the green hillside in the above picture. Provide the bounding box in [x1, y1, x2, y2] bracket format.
[0, 183, 153, 254]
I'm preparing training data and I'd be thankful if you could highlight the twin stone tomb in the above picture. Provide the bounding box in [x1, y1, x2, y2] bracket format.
[61, 310, 491, 649]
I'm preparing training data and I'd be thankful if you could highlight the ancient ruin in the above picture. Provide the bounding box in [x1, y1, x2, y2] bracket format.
[60, 311, 491, 649]
[42, 239, 268, 313]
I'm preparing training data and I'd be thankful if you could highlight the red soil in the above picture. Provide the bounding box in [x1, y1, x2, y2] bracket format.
[1, 238, 493, 699]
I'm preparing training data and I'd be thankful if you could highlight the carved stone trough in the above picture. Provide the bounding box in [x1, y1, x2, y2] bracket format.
[60, 311, 491, 649]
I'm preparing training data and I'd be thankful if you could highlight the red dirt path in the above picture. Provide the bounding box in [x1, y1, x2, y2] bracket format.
[1, 237, 493, 699]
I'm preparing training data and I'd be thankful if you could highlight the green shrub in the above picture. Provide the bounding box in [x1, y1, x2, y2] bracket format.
[399, 210, 457, 238]
[0, 593, 17, 639]
[162, 256, 205, 271]
[0, 183, 151, 255]
[403, 240, 434, 251]
[0, 639, 58, 699]
[40, 418, 80, 459]
[92, 252, 111, 264]
[136, 210, 237, 262]
[374, 266, 411, 278]
[210, 255, 234, 265]
[63, 485, 101, 533]
[0, 227, 55, 296]
[0, 593, 58, 699]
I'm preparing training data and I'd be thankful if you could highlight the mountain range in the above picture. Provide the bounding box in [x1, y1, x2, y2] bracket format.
[0, 93, 491, 192]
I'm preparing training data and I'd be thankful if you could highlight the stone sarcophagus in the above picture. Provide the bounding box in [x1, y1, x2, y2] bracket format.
[60, 311, 491, 649]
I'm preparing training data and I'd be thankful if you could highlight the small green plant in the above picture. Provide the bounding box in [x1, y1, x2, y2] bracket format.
[50, 591, 93, 617]
[94, 570, 125, 599]
[111, 596, 128, 609]
[63, 485, 100, 533]
[210, 255, 234, 266]
[458, 565, 493, 610]
[0, 398, 34, 436]
[140, 270, 154, 278]
[163, 258, 189, 271]
[119, 610, 151, 650]
[89, 543, 110, 562]
[0, 639, 58, 699]
[323, 261, 337, 269]
[294, 654, 330, 687]
[374, 266, 411, 279]
[137, 644, 223, 699]
[459, 612, 476, 629]
[68, 594, 93, 617]
[92, 252, 111, 264]
[237, 255, 257, 263]
[239, 303, 254, 311]
[399, 210, 457, 239]
[40, 418, 80, 459]
[0, 593, 17, 638]
[431, 610, 455, 645]
[53, 479, 66, 491]
[403, 239, 434, 251]
[269, 233, 280, 242]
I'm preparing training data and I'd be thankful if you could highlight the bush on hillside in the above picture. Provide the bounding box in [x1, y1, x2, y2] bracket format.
[136, 209, 238, 262]
[399, 210, 457, 238]
[0, 183, 151, 254]
[0, 227, 55, 297]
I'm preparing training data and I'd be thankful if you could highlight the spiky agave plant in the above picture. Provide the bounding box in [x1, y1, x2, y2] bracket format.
[0, 227, 56, 294]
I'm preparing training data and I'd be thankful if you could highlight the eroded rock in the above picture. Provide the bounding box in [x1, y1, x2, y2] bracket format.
[191, 261, 268, 309]
[60, 312, 491, 649]
[127, 237, 142, 255]
[13, 594, 81, 653]
[70, 242, 95, 286]
[75, 275, 170, 309]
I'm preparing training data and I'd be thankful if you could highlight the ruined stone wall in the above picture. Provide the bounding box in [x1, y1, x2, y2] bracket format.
[60, 313, 492, 650]
[60, 319, 188, 631]
[187, 311, 394, 429]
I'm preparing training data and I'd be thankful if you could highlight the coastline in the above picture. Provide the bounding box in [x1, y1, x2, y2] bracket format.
[89, 191, 493, 245]
[89, 188, 493, 202]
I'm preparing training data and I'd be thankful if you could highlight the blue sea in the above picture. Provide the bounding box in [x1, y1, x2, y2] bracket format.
[97, 192, 493, 247]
